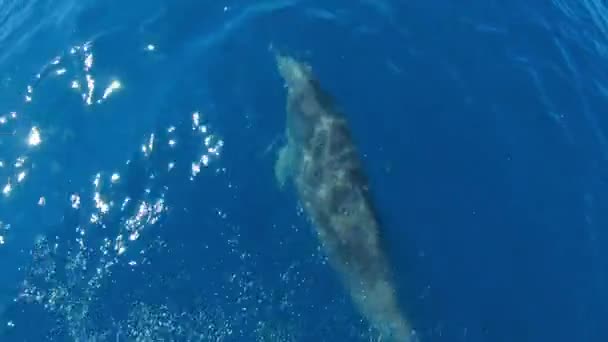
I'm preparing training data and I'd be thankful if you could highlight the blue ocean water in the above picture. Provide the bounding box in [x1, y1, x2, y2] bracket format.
[0, 0, 606, 341]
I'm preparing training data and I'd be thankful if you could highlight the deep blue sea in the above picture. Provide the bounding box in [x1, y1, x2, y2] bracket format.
[0, 0, 606, 341]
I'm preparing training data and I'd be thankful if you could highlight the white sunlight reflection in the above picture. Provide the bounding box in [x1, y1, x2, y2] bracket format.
[2, 182, 11, 196]
[70, 194, 81, 209]
[0, 221, 8, 246]
[100, 80, 121, 102]
[141, 134, 155, 157]
[14, 157, 25, 168]
[27, 126, 41, 146]
[16, 171, 26, 183]
[111, 173, 120, 183]
[188, 111, 223, 180]
[68, 109, 224, 268]
[192, 111, 201, 128]
[84, 52, 93, 71]
[85, 74, 95, 105]
[1, 38, 228, 335]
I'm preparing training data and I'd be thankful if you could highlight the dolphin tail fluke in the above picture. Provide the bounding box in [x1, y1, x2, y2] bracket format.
[352, 279, 419, 342]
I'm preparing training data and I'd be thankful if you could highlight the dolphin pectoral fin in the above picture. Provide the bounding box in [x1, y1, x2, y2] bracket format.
[274, 143, 294, 189]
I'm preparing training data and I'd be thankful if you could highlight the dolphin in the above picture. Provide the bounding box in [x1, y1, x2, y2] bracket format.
[273, 53, 418, 342]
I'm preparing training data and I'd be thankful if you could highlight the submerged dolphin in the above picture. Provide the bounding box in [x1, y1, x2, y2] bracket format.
[274, 53, 418, 342]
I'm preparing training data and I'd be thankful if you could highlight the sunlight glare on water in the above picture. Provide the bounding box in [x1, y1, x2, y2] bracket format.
[0, 25, 263, 340]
